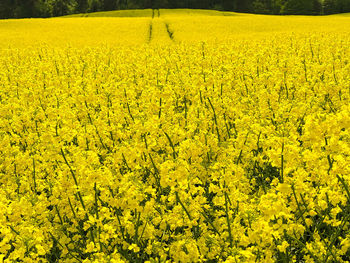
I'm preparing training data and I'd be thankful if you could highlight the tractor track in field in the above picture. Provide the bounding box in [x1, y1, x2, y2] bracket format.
[149, 9, 175, 43]
[152, 9, 160, 18]
[148, 21, 153, 43]
[164, 22, 175, 41]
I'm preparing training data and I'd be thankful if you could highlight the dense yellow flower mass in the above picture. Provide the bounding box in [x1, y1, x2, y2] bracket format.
[0, 10, 350, 262]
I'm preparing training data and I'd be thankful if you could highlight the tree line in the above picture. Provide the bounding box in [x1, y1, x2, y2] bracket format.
[1, 0, 350, 19]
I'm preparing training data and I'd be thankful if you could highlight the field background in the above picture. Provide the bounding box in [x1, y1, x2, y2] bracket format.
[1, 9, 350, 263]
[1, 9, 350, 47]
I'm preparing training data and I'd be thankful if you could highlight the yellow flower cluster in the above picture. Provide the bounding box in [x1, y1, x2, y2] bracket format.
[1, 12, 350, 262]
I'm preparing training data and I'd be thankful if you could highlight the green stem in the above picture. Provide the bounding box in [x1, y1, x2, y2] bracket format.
[207, 97, 220, 142]
[164, 131, 176, 159]
[224, 191, 233, 248]
[201, 208, 220, 235]
[32, 157, 37, 193]
[175, 192, 192, 221]
[60, 148, 86, 210]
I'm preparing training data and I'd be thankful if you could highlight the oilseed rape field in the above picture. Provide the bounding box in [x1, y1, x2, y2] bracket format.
[1, 9, 350, 263]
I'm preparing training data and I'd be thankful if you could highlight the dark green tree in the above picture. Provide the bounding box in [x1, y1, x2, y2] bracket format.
[221, 0, 236, 11]
[76, 0, 88, 12]
[236, 0, 254, 12]
[0, 0, 15, 18]
[281, 0, 318, 14]
[87, 0, 102, 11]
[52, 0, 76, 16]
[336, 0, 350, 12]
[323, 0, 337, 14]
[0, 0, 346, 18]
[252, 0, 271, 13]
[103, 0, 116, 10]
